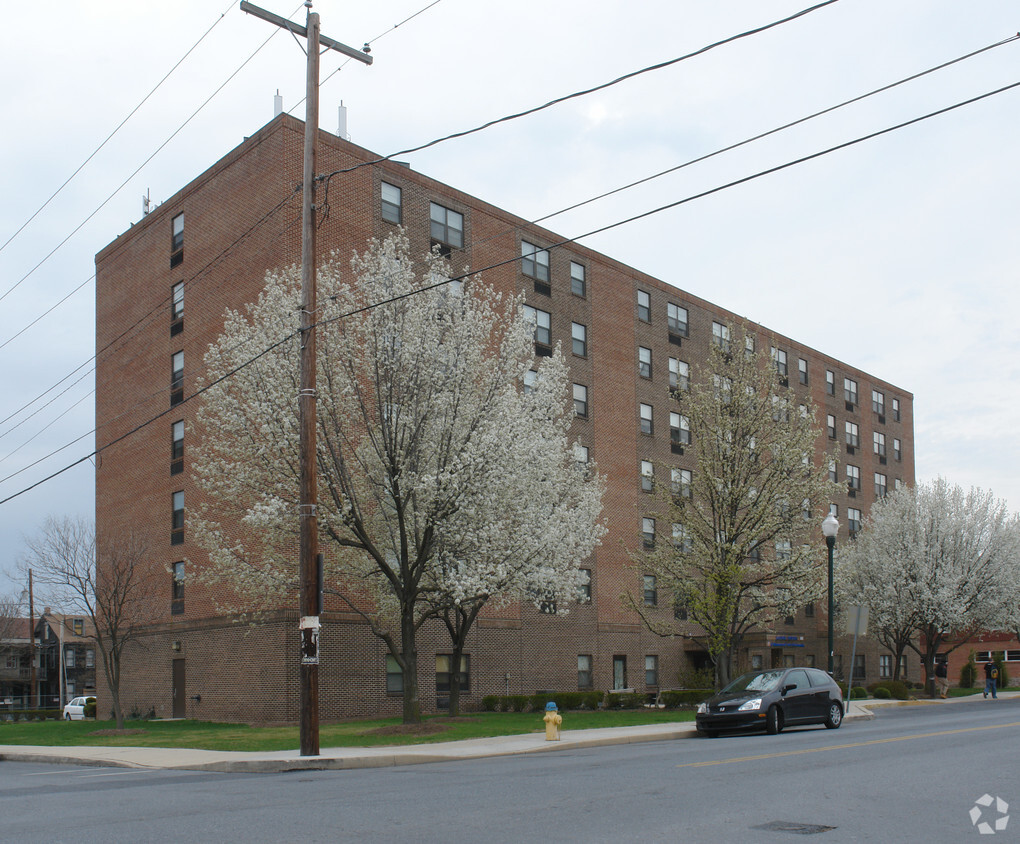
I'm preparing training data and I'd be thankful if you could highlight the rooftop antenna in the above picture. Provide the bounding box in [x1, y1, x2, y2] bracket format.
[142, 189, 151, 216]
[274, 89, 283, 117]
[338, 100, 348, 139]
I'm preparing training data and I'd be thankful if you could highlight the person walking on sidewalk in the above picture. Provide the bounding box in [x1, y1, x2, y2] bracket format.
[983, 659, 999, 699]
[935, 660, 949, 698]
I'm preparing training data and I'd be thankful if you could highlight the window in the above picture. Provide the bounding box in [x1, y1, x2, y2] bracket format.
[72, 619, 84, 637]
[171, 490, 185, 545]
[802, 498, 811, 521]
[894, 477, 902, 491]
[522, 305, 551, 348]
[643, 575, 658, 607]
[805, 602, 815, 618]
[845, 421, 859, 448]
[171, 351, 184, 407]
[852, 654, 866, 684]
[572, 322, 588, 357]
[669, 358, 689, 391]
[573, 443, 589, 465]
[848, 507, 862, 537]
[671, 468, 692, 498]
[171, 281, 184, 335]
[639, 403, 653, 435]
[667, 303, 688, 337]
[381, 182, 401, 224]
[577, 569, 591, 603]
[172, 561, 185, 614]
[744, 334, 756, 359]
[875, 473, 887, 498]
[826, 369, 836, 396]
[893, 438, 902, 461]
[828, 460, 838, 483]
[85, 649, 95, 668]
[712, 321, 731, 352]
[65, 649, 75, 669]
[798, 358, 808, 385]
[430, 202, 464, 249]
[775, 539, 792, 560]
[899, 654, 908, 677]
[637, 290, 651, 322]
[670, 412, 690, 447]
[642, 517, 656, 549]
[645, 655, 659, 687]
[386, 655, 403, 694]
[826, 414, 836, 439]
[672, 523, 692, 552]
[771, 395, 789, 422]
[171, 420, 184, 475]
[170, 213, 184, 267]
[640, 460, 654, 493]
[847, 464, 860, 491]
[523, 369, 538, 394]
[844, 377, 858, 406]
[892, 398, 901, 422]
[874, 432, 886, 458]
[570, 261, 586, 297]
[638, 346, 652, 379]
[573, 384, 588, 418]
[872, 389, 885, 415]
[521, 240, 550, 284]
[436, 654, 470, 695]
[879, 655, 892, 679]
[751, 654, 763, 670]
[578, 655, 593, 688]
[771, 346, 788, 377]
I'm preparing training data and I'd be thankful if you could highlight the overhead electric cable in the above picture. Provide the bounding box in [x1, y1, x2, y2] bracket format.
[5, 73, 1018, 505]
[321, 0, 842, 185]
[0, 0, 237, 266]
[0, 3, 303, 306]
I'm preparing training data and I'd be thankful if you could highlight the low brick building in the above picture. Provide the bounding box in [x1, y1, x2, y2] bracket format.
[95, 113, 916, 721]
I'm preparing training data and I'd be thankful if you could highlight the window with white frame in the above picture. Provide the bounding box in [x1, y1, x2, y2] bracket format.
[570, 261, 586, 297]
[523, 369, 538, 394]
[712, 321, 731, 352]
[669, 358, 689, 391]
[845, 421, 859, 448]
[170, 213, 184, 267]
[85, 649, 94, 668]
[667, 303, 688, 337]
[65, 649, 75, 669]
[642, 517, 656, 548]
[645, 655, 659, 686]
[848, 507, 862, 536]
[826, 369, 836, 396]
[573, 443, 589, 465]
[829, 460, 838, 483]
[436, 654, 470, 694]
[639, 403, 653, 435]
[671, 468, 692, 498]
[381, 182, 402, 224]
[637, 290, 651, 322]
[577, 569, 591, 603]
[879, 654, 892, 679]
[578, 654, 593, 688]
[522, 305, 551, 347]
[171, 490, 185, 545]
[875, 472, 887, 498]
[771, 346, 788, 377]
[643, 575, 657, 607]
[826, 414, 836, 439]
[745, 334, 756, 358]
[171, 281, 184, 324]
[670, 412, 690, 446]
[521, 240, 550, 283]
[775, 539, 792, 560]
[874, 431, 886, 457]
[640, 460, 654, 492]
[386, 655, 403, 693]
[573, 384, 588, 418]
[798, 357, 808, 385]
[892, 397, 901, 421]
[847, 464, 860, 490]
[672, 523, 692, 552]
[893, 437, 901, 461]
[844, 377, 858, 405]
[872, 389, 885, 415]
[638, 346, 652, 378]
[430, 202, 464, 249]
[572, 322, 587, 357]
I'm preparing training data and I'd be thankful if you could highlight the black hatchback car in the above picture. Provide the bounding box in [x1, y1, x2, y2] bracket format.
[695, 667, 843, 737]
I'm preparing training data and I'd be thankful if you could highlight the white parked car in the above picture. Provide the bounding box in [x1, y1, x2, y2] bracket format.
[62, 696, 96, 721]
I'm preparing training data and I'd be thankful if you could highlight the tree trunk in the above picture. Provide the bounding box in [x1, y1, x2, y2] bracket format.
[448, 644, 464, 717]
[400, 608, 421, 724]
[101, 646, 124, 729]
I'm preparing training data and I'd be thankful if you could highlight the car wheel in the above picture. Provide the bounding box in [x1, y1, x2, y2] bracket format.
[64, 713, 71, 721]
[697, 728, 718, 738]
[824, 701, 843, 729]
[766, 705, 783, 735]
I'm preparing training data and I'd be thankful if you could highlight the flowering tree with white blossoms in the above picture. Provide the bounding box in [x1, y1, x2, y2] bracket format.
[838, 480, 1020, 689]
[628, 326, 839, 688]
[194, 232, 604, 723]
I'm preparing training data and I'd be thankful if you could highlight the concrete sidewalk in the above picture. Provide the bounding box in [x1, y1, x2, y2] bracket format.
[1, 692, 1011, 774]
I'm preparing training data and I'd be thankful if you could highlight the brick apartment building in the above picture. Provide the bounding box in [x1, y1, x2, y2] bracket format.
[94, 113, 915, 722]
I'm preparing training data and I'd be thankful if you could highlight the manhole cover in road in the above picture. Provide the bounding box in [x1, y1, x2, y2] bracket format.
[752, 820, 837, 835]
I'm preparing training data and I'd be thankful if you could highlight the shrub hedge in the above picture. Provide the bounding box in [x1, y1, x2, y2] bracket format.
[659, 690, 714, 708]
[873, 687, 891, 699]
[480, 692, 604, 712]
[3, 709, 62, 722]
[867, 679, 909, 700]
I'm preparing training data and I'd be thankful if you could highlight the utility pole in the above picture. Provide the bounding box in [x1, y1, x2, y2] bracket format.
[28, 569, 35, 709]
[240, 0, 371, 757]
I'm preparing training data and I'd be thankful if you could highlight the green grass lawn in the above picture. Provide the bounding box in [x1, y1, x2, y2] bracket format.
[0, 709, 695, 752]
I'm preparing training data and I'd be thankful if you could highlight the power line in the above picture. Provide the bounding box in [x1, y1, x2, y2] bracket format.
[321, 0, 842, 186]
[4, 74, 1016, 506]
[0, 0, 237, 266]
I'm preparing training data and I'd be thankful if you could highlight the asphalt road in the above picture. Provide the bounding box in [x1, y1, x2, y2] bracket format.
[2, 699, 1017, 843]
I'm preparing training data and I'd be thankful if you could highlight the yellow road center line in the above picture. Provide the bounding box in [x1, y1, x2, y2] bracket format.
[678, 721, 1020, 768]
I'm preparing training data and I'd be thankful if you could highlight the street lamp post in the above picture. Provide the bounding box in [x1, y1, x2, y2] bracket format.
[821, 513, 839, 675]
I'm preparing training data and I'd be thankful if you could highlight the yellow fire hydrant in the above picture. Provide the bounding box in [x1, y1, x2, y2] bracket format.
[543, 702, 562, 741]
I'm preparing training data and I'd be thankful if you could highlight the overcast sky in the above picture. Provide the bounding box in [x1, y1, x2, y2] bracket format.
[1, 0, 1018, 590]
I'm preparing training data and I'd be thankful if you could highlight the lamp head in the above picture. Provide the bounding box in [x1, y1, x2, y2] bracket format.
[821, 512, 839, 540]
